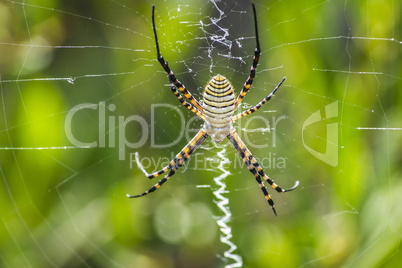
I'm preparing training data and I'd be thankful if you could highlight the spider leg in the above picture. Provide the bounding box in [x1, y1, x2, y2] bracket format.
[227, 130, 278, 215]
[137, 127, 208, 179]
[127, 129, 209, 197]
[248, 161, 278, 216]
[234, 3, 261, 109]
[229, 129, 299, 192]
[134, 151, 176, 179]
[169, 79, 206, 120]
[232, 77, 285, 121]
[152, 5, 204, 113]
[128, 163, 179, 198]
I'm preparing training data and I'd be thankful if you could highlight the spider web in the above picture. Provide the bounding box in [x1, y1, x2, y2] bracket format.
[1, 0, 401, 267]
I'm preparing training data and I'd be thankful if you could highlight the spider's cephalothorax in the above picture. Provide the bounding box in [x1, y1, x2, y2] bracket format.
[127, 4, 299, 215]
[203, 75, 235, 143]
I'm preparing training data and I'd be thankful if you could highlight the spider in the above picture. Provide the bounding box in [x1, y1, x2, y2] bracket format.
[127, 4, 299, 215]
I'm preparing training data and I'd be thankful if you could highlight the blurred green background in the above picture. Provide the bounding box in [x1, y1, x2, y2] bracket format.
[0, 0, 401, 267]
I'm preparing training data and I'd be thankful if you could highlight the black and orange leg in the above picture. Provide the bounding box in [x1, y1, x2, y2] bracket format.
[245, 145, 299, 193]
[227, 131, 278, 215]
[250, 152, 299, 193]
[234, 3, 261, 109]
[134, 151, 176, 179]
[229, 129, 298, 193]
[169, 79, 205, 120]
[232, 77, 286, 121]
[152, 5, 204, 112]
[128, 162, 180, 198]
[227, 129, 298, 214]
[135, 128, 208, 180]
[128, 129, 209, 197]
[247, 162, 278, 215]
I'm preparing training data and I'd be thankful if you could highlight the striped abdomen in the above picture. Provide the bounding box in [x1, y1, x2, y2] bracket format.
[202, 75, 235, 142]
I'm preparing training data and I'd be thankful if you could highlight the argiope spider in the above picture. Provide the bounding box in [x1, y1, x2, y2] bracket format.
[127, 4, 299, 215]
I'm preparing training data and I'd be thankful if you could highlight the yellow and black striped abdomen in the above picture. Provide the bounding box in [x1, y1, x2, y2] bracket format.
[203, 75, 235, 142]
